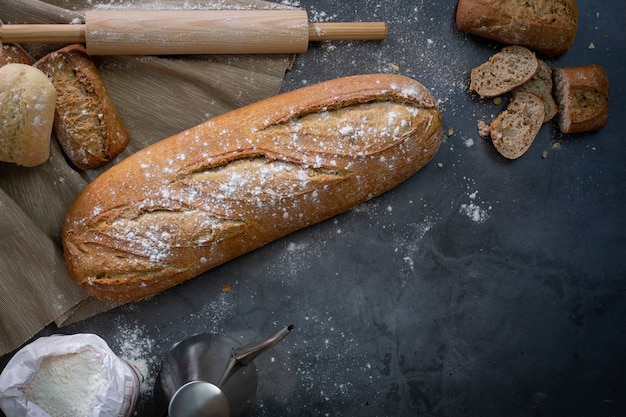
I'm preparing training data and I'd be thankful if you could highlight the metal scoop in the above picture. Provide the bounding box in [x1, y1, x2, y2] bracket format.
[159, 324, 294, 417]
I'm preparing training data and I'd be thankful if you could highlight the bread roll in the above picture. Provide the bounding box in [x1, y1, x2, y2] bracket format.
[63, 74, 442, 302]
[0, 64, 56, 167]
[553, 64, 609, 134]
[456, 0, 578, 57]
[34, 44, 130, 170]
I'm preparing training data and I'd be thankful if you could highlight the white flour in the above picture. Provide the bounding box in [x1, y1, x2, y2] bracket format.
[23, 351, 107, 417]
[113, 322, 157, 396]
[459, 189, 490, 224]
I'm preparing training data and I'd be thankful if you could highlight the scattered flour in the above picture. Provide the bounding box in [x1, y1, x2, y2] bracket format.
[398, 213, 437, 263]
[113, 323, 158, 396]
[459, 189, 491, 224]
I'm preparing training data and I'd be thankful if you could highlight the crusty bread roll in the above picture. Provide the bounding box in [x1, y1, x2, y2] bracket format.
[0, 42, 32, 66]
[456, 0, 578, 57]
[490, 91, 545, 159]
[0, 64, 56, 167]
[470, 46, 538, 98]
[553, 64, 609, 134]
[63, 74, 442, 302]
[34, 44, 130, 170]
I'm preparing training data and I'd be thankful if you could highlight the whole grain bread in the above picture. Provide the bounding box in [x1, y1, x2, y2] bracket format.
[0, 64, 56, 167]
[552, 64, 609, 134]
[514, 60, 557, 123]
[34, 44, 130, 170]
[490, 91, 545, 159]
[62, 74, 442, 302]
[456, 0, 579, 57]
[470, 45, 539, 98]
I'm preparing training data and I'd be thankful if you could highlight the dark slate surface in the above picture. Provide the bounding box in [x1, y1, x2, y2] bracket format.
[2, 0, 625, 416]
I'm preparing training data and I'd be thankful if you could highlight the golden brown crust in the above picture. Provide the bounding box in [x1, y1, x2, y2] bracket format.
[62, 74, 442, 302]
[456, 0, 578, 56]
[33, 44, 130, 169]
[553, 64, 609, 134]
[0, 42, 32, 66]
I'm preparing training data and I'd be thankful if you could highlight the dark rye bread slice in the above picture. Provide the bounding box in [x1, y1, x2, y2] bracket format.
[552, 64, 609, 134]
[490, 91, 545, 159]
[470, 46, 539, 98]
[513, 60, 557, 123]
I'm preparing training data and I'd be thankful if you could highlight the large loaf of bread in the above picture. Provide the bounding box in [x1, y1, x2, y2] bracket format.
[63, 74, 442, 302]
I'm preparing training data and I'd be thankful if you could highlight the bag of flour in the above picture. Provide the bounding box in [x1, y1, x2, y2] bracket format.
[0, 333, 140, 417]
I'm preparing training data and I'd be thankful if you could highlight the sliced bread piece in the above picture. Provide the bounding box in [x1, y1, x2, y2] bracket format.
[514, 60, 557, 123]
[490, 91, 545, 159]
[470, 45, 539, 98]
[552, 64, 608, 134]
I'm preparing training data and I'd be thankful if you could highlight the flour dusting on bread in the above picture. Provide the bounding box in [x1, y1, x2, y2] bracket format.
[63, 74, 442, 302]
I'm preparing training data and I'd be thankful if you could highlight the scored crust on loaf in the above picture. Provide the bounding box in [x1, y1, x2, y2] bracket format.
[513, 60, 557, 123]
[0, 64, 57, 167]
[34, 44, 130, 170]
[552, 64, 609, 134]
[62, 74, 442, 302]
[490, 91, 545, 159]
[470, 46, 539, 98]
[456, 0, 579, 56]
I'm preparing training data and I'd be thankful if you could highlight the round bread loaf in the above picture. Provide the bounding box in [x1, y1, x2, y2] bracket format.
[0, 64, 57, 167]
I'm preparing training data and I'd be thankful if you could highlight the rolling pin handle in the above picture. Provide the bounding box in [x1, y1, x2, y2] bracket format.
[0, 23, 86, 44]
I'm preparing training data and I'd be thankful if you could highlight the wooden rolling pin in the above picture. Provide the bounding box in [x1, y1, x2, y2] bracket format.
[0, 10, 388, 55]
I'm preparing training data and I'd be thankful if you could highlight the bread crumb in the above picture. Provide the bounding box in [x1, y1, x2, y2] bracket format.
[390, 63, 400, 72]
[541, 150, 548, 159]
[587, 42, 595, 50]
[221, 284, 232, 293]
[493, 97, 503, 105]
[437, 162, 443, 168]
[477, 121, 490, 137]
[445, 128, 454, 137]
